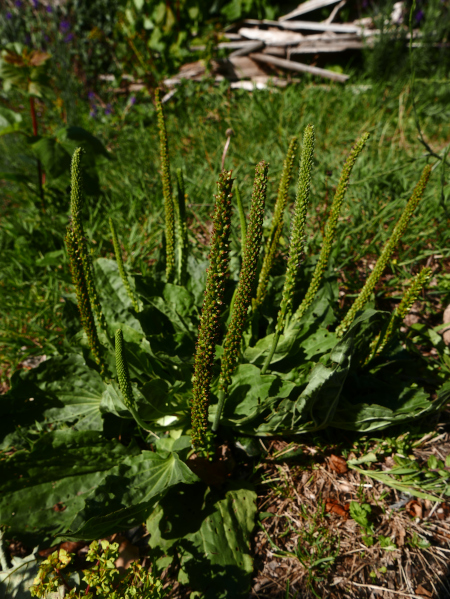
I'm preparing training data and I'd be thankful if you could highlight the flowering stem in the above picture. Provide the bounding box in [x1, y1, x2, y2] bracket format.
[294, 132, 370, 322]
[336, 164, 431, 337]
[109, 218, 140, 312]
[366, 266, 432, 363]
[29, 95, 44, 210]
[213, 161, 269, 432]
[70, 149, 108, 339]
[255, 136, 298, 308]
[235, 182, 247, 253]
[155, 88, 175, 282]
[191, 171, 234, 449]
[175, 168, 188, 285]
[262, 126, 314, 374]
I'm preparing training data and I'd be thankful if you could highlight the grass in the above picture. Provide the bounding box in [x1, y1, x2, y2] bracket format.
[1, 75, 450, 377]
[2, 70, 450, 598]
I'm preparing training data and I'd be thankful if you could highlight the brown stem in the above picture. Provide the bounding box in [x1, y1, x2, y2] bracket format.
[29, 96, 45, 210]
[55, 568, 73, 592]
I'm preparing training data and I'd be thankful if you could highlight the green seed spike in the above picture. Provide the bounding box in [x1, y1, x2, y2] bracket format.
[336, 164, 432, 337]
[191, 171, 234, 449]
[213, 161, 269, 432]
[155, 88, 175, 282]
[175, 168, 188, 285]
[115, 328, 159, 437]
[109, 218, 140, 312]
[65, 227, 104, 373]
[234, 182, 247, 253]
[294, 132, 370, 322]
[262, 126, 315, 375]
[70, 148, 107, 335]
[368, 267, 432, 362]
[255, 136, 298, 308]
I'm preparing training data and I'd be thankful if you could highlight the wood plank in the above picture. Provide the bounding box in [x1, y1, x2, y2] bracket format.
[229, 41, 265, 57]
[244, 19, 361, 34]
[228, 56, 270, 79]
[250, 52, 349, 82]
[279, 0, 341, 21]
[290, 40, 363, 53]
[238, 27, 304, 46]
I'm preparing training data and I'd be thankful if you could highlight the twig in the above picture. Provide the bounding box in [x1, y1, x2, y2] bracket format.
[348, 581, 426, 598]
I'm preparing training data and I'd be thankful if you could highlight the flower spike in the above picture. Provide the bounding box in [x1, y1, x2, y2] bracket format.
[65, 227, 104, 373]
[255, 136, 298, 308]
[191, 171, 234, 449]
[155, 88, 175, 282]
[109, 218, 140, 312]
[294, 132, 370, 322]
[262, 126, 315, 374]
[69, 148, 107, 335]
[336, 164, 432, 337]
[213, 161, 269, 432]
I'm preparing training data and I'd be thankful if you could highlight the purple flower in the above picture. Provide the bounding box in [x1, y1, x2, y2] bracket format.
[104, 104, 112, 116]
[89, 105, 97, 119]
[32, 0, 39, 7]
[6, 11, 12, 19]
[15, 0, 23, 7]
[60, 19, 70, 32]
[88, 91, 95, 101]
[64, 32, 74, 42]
[129, 96, 136, 105]
[46, 5, 52, 13]
[415, 9, 424, 23]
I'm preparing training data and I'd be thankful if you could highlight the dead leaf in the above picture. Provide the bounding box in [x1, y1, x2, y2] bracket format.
[325, 499, 349, 519]
[29, 51, 51, 67]
[415, 584, 433, 598]
[114, 535, 139, 571]
[406, 500, 423, 519]
[328, 454, 348, 474]
[60, 541, 85, 554]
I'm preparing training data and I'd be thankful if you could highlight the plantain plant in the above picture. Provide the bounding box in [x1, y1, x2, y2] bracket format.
[1, 106, 448, 599]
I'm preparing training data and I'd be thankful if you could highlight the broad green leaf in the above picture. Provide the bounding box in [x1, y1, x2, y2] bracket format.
[0, 106, 23, 136]
[30, 137, 71, 180]
[0, 354, 106, 449]
[56, 126, 109, 160]
[147, 482, 257, 599]
[0, 431, 136, 544]
[68, 450, 199, 540]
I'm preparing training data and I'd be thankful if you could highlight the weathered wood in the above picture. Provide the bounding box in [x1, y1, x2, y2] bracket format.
[324, 0, 347, 24]
[229, 41, 265, 57]
[244, 19, 361, 34]
[238, 27, 304, 45]
[228, 56, 270, 79]
[290, 40, 363, 53]
[250, 52, 349, 82]
[279, 0, 342, 21]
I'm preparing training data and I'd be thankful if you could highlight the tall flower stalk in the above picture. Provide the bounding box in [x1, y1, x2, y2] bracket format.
[261, 126, 315, 375]
[69, 148, 107, 336]
[212, 161, 269, 432]
[115, 328, 159, 437]
[174, 168, 188, 285]
[235, 182, 247, 253]
[294, 132, 370, 322]
[65, 227, 104, 372]
[255, 136, 298, 308]
[155, 88, 175, 282]
[367, 266, 432, 362]
[191, 171, 234, 449]
[336, 164, 432, 337]
[109, 218, 140, 312]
